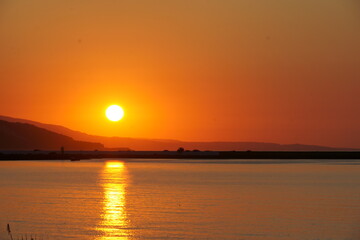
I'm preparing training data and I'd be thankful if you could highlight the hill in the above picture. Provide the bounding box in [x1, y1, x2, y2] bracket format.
[0, 120, 104, 150]
[0, 115, 356, 151]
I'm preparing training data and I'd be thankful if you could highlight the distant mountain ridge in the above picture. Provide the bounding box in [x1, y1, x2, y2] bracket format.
[0, 119, 104, 150]
[0, 115, 357, 151]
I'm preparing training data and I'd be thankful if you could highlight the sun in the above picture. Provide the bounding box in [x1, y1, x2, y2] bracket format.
[106, 105, 124, 122]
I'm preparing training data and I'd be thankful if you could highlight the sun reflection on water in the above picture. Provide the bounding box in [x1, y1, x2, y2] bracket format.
[97, 161, 130, 240]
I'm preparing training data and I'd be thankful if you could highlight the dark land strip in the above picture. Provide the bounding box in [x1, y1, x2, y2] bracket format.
[0, 151, 360, 161]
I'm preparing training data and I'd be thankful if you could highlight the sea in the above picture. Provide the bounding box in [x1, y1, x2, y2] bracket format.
[0, 159, 360, 240]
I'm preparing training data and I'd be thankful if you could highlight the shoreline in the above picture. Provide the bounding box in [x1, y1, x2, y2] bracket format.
[1, 150, 360, 160]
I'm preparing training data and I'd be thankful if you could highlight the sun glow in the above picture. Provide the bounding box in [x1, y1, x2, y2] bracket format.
[106, 105, 124, 122]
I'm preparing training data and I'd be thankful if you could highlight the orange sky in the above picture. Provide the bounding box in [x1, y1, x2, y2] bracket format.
[0, 1, 359, 148]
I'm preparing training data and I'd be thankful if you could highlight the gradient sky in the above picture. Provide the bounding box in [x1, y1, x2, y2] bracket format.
[0, 0, 359, 148]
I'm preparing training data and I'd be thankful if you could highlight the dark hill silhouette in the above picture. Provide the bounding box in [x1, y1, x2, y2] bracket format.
[0, 115, 357, 151]
[0, 120, 104, 150]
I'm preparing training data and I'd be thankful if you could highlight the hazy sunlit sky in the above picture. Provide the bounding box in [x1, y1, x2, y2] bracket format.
[0, 0, 359, 148]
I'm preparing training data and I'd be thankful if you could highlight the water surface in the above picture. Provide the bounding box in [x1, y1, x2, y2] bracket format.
[0, 159, 360, 239]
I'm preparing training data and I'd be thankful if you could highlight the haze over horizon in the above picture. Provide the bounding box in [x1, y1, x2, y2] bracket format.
[1, 1, 359, 148]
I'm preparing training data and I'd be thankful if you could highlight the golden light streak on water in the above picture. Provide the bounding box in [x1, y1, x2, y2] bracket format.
[96, 161, 130, 240]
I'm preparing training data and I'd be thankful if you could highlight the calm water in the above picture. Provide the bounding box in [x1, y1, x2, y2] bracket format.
[0, 159, 360, 240]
